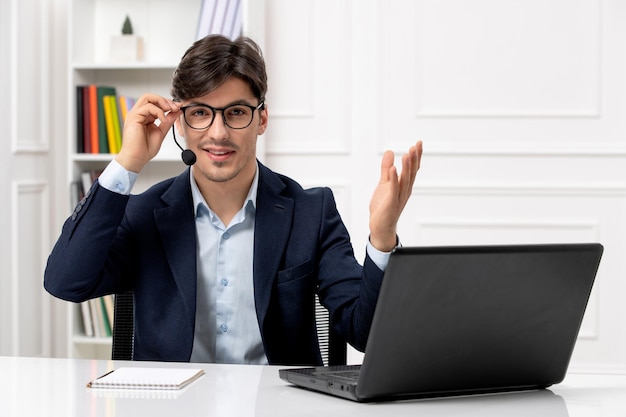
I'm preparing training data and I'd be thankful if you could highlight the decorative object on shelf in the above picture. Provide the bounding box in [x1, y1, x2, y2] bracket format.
[110, 15, 144, 62]
[196, 0, 243, 40]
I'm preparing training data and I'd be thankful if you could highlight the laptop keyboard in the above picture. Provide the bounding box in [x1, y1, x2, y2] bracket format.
[321, 370, 361, 380]
[315, 365, 362, 381]
[288, 364, 361, 379]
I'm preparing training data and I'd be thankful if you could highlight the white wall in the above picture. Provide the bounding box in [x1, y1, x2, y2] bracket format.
[1, 0, 624, 372]
[261, 0, 626, 371]
[0, 0, 69, 358]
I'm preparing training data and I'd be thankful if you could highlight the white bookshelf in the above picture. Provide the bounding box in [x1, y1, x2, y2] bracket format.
[65, 0, 264, 359]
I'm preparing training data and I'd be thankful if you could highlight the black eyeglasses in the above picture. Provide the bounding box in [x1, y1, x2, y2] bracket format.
[180, 101, 264, 130]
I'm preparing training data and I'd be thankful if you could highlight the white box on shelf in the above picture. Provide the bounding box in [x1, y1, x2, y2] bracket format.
[109, 35, 144, 62]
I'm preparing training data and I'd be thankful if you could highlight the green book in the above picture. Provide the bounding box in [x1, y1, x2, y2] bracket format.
[96, 86, 117, 154]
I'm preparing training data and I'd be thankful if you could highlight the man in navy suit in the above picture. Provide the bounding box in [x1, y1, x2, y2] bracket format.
[44, 35, 422, 365]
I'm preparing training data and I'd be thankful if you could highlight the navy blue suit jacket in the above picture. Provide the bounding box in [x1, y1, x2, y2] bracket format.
[44, 162, 384, 365]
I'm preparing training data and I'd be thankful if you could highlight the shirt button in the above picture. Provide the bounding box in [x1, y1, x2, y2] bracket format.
[115, 183, 125, 193]
[221, 278, 229, 287]
[220, 324, 228, 333]
[222, 232, 230, 240]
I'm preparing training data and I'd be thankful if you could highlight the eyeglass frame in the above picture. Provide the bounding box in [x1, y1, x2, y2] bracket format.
[179, 101, 265, 130]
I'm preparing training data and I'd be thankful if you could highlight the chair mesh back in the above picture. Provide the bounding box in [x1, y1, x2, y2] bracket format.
[111, 291, 134, 360]
[315, 294, 347, 366]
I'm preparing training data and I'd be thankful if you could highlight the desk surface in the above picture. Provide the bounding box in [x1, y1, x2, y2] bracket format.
[1, 356, 625, 417]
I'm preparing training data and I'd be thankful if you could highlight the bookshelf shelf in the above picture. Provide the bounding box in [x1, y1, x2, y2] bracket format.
[74, 335, 112, 346]
[71, 153, 115, 162]
[72, 62, 177, 70]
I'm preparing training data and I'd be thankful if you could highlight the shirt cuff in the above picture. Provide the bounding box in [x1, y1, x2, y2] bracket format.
[97, 159, 138, 195]
[366, 239, 398, 271]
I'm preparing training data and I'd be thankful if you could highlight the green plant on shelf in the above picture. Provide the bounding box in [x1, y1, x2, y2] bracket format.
[122, 15, 133, 35]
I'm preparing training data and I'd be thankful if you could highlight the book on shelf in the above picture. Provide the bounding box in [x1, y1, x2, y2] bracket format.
[75, 86, 84, 153]
[69, 169, 102, 209]
[69, 180, 82, 210]
[80, 169, 103, 197]
[75, 84, 135, 155]
[96, 86, 116, 154]
[79, 295, 114, 339]
[88, 85, 98, 153]
[103, 295, 114, 330]
[80, 301, 94, 337]
[88, 298, 103, 338]
[79, 86, 91, 153]
[103, 95, 124, 153]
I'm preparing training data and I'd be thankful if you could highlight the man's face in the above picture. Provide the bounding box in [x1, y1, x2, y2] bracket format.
[176, 77, 268, 186]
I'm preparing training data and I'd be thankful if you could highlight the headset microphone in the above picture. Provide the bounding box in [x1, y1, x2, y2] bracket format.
[180, 149, 197, 166]
[171, 126, 197, 166]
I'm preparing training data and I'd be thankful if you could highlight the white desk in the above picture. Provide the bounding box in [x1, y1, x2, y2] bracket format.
[1, 356, 625, 417]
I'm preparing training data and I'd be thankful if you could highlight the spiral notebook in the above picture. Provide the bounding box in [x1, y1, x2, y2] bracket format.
[87, 367, 205, 390]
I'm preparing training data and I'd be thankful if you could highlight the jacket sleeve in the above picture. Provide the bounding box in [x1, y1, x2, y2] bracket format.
[315, 187, 385, 352]
[44, 181, 135, 302]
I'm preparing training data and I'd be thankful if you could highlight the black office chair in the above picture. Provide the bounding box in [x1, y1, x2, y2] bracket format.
[111, 291, 347, 365]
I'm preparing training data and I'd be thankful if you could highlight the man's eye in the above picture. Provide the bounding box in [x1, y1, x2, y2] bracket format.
[227, 106, 248, 117]
[191, 109, 207, 117]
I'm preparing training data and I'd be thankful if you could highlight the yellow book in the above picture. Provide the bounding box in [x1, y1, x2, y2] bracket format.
[109, 95, 123, 153]
[119, 95, 129, 123]
[103, 96, 117, 153]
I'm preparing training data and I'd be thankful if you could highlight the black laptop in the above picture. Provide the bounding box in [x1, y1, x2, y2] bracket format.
[279, 243, 604, 402]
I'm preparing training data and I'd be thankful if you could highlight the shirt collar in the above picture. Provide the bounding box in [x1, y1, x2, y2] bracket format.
[190, 163, 259, 218]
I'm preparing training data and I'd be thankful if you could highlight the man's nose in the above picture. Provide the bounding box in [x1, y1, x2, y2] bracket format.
[207, 111, 228, 139]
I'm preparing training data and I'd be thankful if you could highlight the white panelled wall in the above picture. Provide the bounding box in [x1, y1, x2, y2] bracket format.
[1, 0, 624, 373]
[262, 0, 626, 371]
[0, 0, 68, 357]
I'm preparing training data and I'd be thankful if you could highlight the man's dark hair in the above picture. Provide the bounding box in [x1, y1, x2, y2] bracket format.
[171, 35, 267, 103]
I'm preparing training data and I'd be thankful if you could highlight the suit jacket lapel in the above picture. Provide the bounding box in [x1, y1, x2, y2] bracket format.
[154, 168, 197, 320]
[253, 163, 294, 328]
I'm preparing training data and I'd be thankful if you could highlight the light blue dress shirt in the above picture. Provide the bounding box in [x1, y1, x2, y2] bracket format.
[97, 159, 393, 363]
[188, 166, 267, 364]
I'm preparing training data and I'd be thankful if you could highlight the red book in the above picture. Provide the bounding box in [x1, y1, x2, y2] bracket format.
[88, 85, 99, 153]
[82, 86, 91, 153]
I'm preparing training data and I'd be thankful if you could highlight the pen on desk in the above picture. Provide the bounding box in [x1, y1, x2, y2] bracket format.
[86, 369, 115, 388]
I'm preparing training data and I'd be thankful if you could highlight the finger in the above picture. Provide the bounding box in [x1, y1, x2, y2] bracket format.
[130, 103, 178, 136]
[398, 152, 413, 199]
[134, 94, 181, 113]
[404, 140, 423, 190]
[379, 150, 395, 183]
[388, 165, 399, 199]
[156, 108, 182, 136]
[129, 95, 181, 125]
[413, 140, 423, 175]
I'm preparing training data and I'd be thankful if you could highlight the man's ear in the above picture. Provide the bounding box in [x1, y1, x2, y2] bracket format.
[174, 116, 184, 137]
[258, 104, 268, 135]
